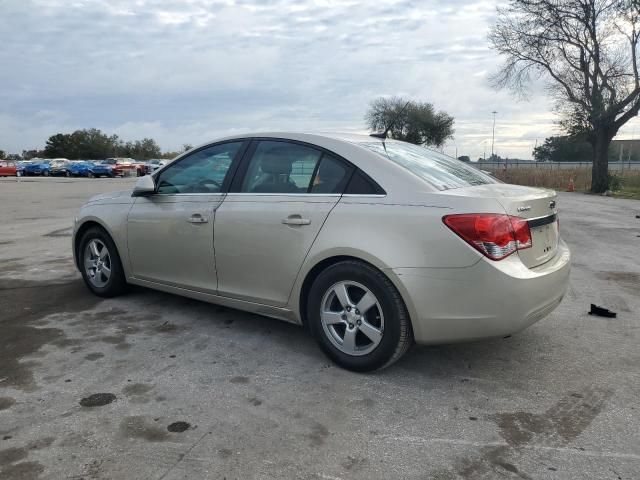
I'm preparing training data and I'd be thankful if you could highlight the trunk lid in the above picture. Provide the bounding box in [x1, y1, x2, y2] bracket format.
[440, 184, 559, 268]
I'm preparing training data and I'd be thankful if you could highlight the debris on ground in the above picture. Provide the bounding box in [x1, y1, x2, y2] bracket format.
[588, 304, 617, 318]
[79, 393, 117, 407]
[167, 421, 191, 433]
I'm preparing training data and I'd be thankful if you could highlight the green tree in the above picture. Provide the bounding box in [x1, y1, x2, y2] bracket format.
[44, 133, 74, 158]
[533, 135, 593, 162]
[161, 143, 193, 159]
[490, 0, 640, 193]
[0, 150, 6, 159]
[42, 129, 163, 160]
[120, 138, 162, 159]
[365, 96, 455, 147]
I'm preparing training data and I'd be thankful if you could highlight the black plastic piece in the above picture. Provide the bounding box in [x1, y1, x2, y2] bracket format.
[588, 304, 617, 318]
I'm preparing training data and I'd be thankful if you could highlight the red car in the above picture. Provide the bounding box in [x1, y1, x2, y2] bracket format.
[0, 160, 18, 177]
[103, 158, 138, 177]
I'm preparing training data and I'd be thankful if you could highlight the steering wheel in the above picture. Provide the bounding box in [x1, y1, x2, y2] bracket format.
[189, 178, 221, 193]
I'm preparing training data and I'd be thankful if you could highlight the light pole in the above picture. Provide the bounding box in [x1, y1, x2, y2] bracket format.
[491, 111, 498, 159]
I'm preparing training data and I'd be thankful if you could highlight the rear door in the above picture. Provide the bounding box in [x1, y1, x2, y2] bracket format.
[214, 139, 353, 306]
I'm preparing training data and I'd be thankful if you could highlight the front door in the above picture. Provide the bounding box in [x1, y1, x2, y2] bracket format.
[214, 139, 352, 306]
[126, 140, 246, 293]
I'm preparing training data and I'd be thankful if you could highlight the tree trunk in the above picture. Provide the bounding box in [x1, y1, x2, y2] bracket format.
[590, 129, 612, 194]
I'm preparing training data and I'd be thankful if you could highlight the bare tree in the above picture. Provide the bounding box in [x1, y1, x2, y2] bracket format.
[490, 0, 640, 192]
[365, 97, 454, 147]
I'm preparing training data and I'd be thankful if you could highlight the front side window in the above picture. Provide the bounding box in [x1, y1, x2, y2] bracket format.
[156, 141, 243, 194]
[361, 142, 496, 190]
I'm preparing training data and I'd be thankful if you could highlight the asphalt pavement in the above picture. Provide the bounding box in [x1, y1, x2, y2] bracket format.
[0, 177, 639, 479]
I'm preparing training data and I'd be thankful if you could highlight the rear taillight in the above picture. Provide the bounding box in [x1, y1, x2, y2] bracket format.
[443, 214, 532, 261]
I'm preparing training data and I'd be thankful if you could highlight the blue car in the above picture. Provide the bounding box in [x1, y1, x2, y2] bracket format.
[23, 160, 52, 176]
[88, 161, 116, 178]
[67, 161, 94, 177]
[15, 161, 27, 176]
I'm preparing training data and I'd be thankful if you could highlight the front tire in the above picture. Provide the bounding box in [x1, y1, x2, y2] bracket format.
[307, 261, 412, 372]
[78, 227, 127, 297]
[42, 170, 49, 177]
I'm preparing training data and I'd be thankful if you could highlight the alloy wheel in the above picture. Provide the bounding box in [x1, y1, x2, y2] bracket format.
[84, 239, 112, 288]
[320, 281, 384, 356]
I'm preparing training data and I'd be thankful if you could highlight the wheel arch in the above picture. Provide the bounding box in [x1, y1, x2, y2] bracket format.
[296, 254, 416, 333]
[73, 219, 121, 271]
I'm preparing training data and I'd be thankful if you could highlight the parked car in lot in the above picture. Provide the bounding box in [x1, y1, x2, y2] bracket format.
[66, 161, 95, 177]
[73, 133, 571, 371]
[24, 159, 52, 176]
[16, 161, 29, 176]
[87, 161, 115, 178]
[0, 160, 19, 176]
[144, 159, 168, 174]
[50, 159, 72, 176]
[131, 160, 148, 177]
[103, 158, 138, 177]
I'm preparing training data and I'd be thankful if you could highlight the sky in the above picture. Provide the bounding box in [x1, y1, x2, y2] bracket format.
[2, 0, 640, 160]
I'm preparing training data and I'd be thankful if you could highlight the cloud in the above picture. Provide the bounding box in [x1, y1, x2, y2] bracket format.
[0, 0, 592, 158]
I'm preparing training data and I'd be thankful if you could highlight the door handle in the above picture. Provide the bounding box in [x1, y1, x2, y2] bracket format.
[282, 215, 311, 226]
[187, 213, 208, 224]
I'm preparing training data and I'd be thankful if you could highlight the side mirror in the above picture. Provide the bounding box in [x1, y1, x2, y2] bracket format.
[132, 175, 156, 197]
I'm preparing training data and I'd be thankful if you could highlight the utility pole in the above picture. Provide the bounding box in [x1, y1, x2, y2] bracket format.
[491, 111, 498, 159]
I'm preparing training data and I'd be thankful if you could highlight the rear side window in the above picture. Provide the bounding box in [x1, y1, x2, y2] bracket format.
[310, 154, 351, 194]
[345, 170, 385, 195]
[240, 141, 351, 194]
[361, 142, 496, 190]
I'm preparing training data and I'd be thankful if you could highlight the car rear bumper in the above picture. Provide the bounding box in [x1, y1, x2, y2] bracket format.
[390, 239, 571, 344]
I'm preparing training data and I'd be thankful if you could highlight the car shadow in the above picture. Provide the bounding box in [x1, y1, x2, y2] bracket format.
[97, 285, 555, 380]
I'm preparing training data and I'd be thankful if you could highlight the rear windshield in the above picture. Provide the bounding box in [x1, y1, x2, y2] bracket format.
[361, 142, 496, 190]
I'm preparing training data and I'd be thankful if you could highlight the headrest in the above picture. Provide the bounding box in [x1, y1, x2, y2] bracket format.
[261, 151, 292, 175]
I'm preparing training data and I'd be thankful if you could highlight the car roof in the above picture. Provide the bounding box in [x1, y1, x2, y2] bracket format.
[209, 131, 394, 146]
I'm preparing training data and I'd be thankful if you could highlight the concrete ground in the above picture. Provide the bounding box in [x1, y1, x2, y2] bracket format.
[0, 176, 639, 480]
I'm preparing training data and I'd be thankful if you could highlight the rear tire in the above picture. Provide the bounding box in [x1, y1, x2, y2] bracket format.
[307, 260, 412, 372]
[78, 227, 127, 298]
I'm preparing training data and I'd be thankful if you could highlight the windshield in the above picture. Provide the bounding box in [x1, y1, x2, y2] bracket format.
[361, 142, 496, 190]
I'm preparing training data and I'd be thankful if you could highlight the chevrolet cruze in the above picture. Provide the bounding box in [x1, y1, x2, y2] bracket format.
[73, 133, 571, 371]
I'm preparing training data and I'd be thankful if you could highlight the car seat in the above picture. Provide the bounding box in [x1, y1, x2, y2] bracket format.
[252, 155, 299, 193]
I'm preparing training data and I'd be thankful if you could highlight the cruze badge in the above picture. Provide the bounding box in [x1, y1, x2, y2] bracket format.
[517, 205, 531, 212]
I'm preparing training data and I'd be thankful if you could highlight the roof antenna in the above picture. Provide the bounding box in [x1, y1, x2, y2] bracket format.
[370, 101, 411, 140]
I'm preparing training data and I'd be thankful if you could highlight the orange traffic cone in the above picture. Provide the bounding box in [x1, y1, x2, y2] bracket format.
[567, 177, 575, 192]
